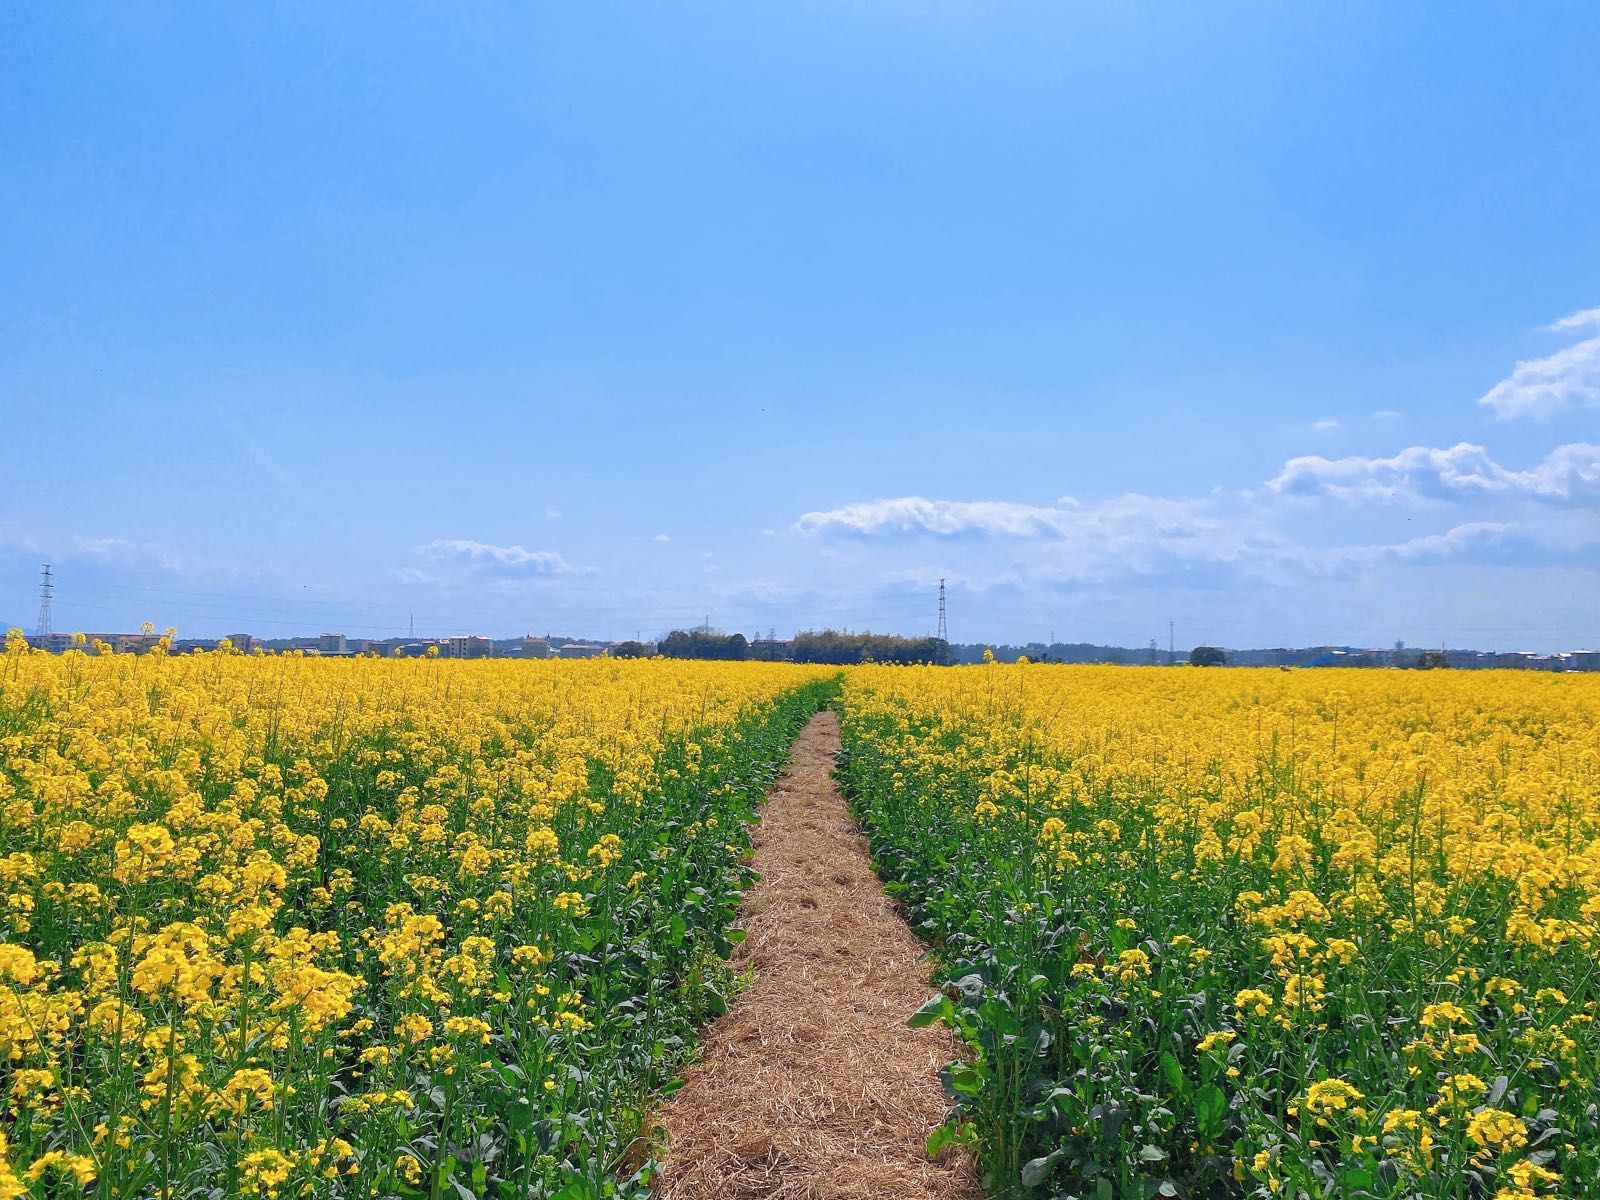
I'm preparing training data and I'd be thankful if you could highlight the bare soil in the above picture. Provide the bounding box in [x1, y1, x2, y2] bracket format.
[652, 710, 977, 1200]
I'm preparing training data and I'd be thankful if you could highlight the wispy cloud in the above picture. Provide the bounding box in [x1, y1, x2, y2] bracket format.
[793, 493, 1272, 589]
[789, 434, 1600, 601]
[1372, 409, 1402, 420]
[1547, 307, 1600, 333]
[1479, 306, 1600, 418]
[1370, 521, 1516, 561]
[0, 531, 182, 571]
[415, 539, 586, 575]
[796, 497, 1071, 537]
[653, 533, 670, 543]
[794, 495, 1205, 540]
[1334, 521, 1597, 570]
[1266, 442, 1600, 505]
[1313, 418, 1339, 432]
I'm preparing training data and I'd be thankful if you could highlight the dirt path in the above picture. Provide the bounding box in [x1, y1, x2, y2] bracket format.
[653, 710, 977, 1200]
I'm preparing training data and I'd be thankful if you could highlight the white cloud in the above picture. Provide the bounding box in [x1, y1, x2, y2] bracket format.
[789, 437, 1600, 603]
[416, 539, 583, 575]
[653, 533, 670, 543]
[792, 493, 1270, 589]
[1375, 522, 1517, 561]
[1372, 409, 1402, 420]
[1547, 307, 1600, 333]
[1266, 442, 1600, 505]
[797, 497, 1091, 538]
[393, 567, 436, 585]
[1324, 520, 1598, 571]
[0, 533, 182, 572]
[1313, 418, 1339, 432]
[1479, 306, 1600, 418]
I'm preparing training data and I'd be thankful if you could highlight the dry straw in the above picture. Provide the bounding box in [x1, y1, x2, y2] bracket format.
[653, 711, 977, 1200]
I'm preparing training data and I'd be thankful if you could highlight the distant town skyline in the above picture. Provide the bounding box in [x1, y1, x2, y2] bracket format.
[13, 602, 1599, 673]
[3, 6, 1597, 650]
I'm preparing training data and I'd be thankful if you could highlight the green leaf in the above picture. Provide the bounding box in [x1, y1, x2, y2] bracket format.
[908, 993, 952, 1028]
[1159, 1050, 1187, 1097]
[1020, 1148, 1066, 1187]
[1139, 1144, 1168, 1163]
[953, 973, 986, 1002]
[925, 1121, 965, 1158]
[1195, 1084, 1227, 1141]
[979, 999, 1021, 1037]
[944, 1063, 984, 1097]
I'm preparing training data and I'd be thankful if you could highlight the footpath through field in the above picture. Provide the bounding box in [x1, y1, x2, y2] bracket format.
[654, 710, 976, 1200]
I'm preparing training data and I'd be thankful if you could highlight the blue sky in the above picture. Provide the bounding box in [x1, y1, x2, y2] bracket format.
[2, 3, 1597, 649]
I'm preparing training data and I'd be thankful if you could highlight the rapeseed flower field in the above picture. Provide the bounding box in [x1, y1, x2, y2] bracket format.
[0, 633, 832, 1199]
[838, 663, 1599, 1200]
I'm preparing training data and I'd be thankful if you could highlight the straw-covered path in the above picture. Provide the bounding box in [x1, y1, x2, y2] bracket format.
[653, 710, 977, 1200]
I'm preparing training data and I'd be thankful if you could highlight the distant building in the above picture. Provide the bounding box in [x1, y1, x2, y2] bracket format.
[1570, 650, 1600, 672]
[108, 632, 161, 653]
[1482, 651, 1559, 670]
[224, 633, 262, 653]
[557, 642, 607, 659]
[386, 642, 433, 658]
[319, 633, 348, 654]
[447, 635, 494, 659]
[521, 636, 552, 658]
[750, 638, 792, 661]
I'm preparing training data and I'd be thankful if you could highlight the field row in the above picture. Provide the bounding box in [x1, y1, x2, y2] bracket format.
[5, 648, 1596, 1200]
[838, 664, 1599, 1200]
[0, 647, 835, 1199]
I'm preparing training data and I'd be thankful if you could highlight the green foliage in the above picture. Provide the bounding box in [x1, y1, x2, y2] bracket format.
[657, 630, 750, 659]
[836, 697, 1597, 1200]
[791, 629, 948, 665]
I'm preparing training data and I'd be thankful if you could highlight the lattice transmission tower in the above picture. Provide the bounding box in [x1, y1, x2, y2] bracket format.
[36, 564, 54, 638]
[936, 578, 948, 663]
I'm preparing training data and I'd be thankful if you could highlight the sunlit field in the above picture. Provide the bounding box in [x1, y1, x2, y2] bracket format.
[6, 640, 1596, 1200]
[0, 637, 832, 1199]
[838, 663, 1599, 1200]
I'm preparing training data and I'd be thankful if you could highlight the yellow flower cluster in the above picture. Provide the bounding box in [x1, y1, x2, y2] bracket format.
[0, 641, 830, 1195]
[839, 663, 1599, 1197]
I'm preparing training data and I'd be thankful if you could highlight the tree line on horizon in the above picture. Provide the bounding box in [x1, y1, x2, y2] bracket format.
[651, 628, 950, 665]
[640, 632, 1466, 669]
